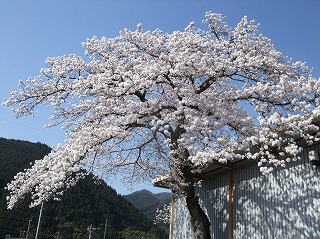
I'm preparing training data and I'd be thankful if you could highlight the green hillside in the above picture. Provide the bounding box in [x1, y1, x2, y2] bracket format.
[0, 138, 168, 239]
[125, 190, 171, 219]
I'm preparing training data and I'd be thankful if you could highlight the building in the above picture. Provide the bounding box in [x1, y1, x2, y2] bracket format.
[168, 142, 320, 239]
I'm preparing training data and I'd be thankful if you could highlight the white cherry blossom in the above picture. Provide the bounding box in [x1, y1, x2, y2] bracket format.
[3, 12, 320, 239]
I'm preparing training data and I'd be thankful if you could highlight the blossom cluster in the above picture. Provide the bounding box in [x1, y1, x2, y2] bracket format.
[154, 203, 172, 225]
[3, 12, 320, 208]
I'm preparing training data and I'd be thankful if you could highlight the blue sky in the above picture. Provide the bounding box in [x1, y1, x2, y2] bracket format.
[0, 0, 319, 194]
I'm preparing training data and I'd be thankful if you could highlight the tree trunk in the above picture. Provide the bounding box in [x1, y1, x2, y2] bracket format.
[173, 146, 212, 239]
[185, 188, 212, 239]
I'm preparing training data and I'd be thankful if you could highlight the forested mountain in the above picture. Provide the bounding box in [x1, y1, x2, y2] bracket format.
[0, 138, 168, 239]
[125, 190, 171, 219]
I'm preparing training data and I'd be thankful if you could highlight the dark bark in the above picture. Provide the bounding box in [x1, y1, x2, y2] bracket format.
[171, 137, 212, 239]
[176, 149, 212, 239]
[185, 190, 212, 239]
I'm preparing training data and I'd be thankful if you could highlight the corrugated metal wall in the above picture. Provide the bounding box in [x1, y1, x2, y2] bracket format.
[234, 144, 320, 239]
[199, 174, 230, 239]
[172, 143, 320, 239]
[172, 174, 230, 239]
[172, 197, 195, 239]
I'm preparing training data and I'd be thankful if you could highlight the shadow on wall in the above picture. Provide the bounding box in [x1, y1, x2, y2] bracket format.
[200, 174, 230, 239]
[173, 146, 320, 239]
[173, 197, 196, 239]
[174, 174, 230, 239]
[235, 151, 320, 239]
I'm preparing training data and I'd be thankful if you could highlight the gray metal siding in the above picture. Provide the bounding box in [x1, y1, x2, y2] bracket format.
[199, 174, 230, 239]
[172, 143, 320, 239]
[172, 196, 195, 239]
[172, 173, 230, 239]
[234, 144, 320, 239]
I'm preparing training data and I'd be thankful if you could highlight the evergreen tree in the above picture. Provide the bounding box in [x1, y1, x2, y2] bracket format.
[0, 138, 168, 239]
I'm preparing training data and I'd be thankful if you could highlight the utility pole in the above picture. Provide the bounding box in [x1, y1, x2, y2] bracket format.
[88, 224, 99, 239]
[87, 224, 93, 239]
[35, 202, 44, 239]
[103, 219, 108, 239]
[25, 217, 32, 239]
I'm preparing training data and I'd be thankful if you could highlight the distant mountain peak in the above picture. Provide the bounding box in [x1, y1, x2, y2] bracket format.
[125, 189, 171, 219]
[0, 137, 168, 239]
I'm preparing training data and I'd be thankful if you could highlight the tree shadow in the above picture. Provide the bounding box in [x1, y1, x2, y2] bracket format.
[234, 148, 320, 239]
[172, 197, 196, 239]
[173, 174, 230, 239]
[173, 145, 320, 239]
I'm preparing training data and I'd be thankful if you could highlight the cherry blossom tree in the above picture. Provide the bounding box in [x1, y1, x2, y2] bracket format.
[3, 12, 320, 239]
[154, 203, 172, 225]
